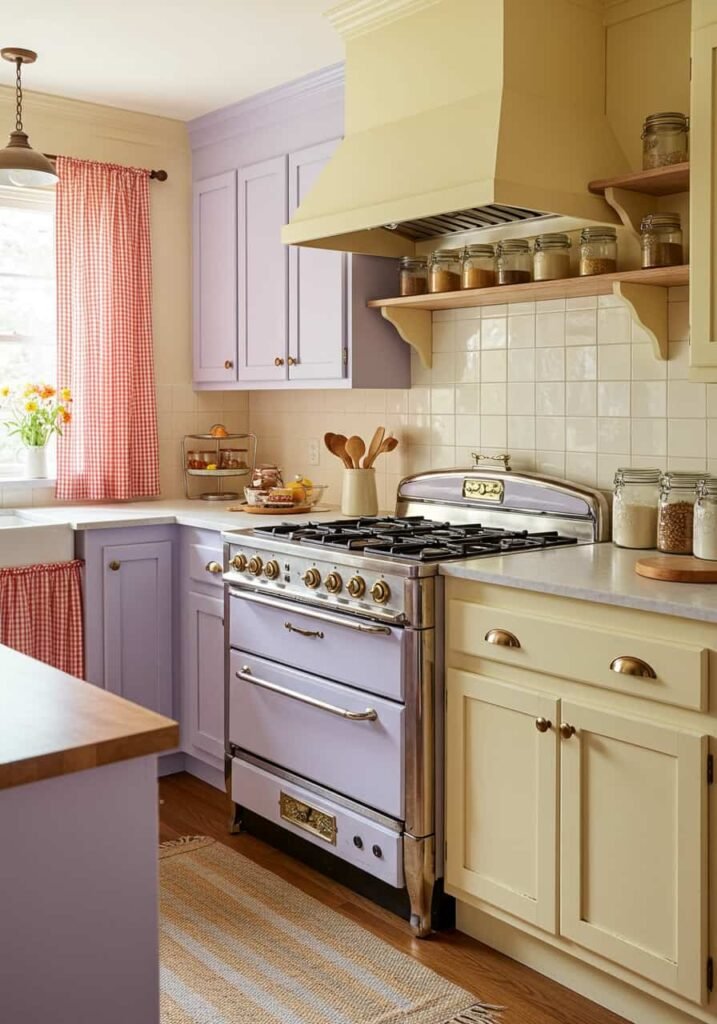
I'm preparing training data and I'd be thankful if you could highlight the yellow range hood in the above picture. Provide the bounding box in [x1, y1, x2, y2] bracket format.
[283, 0, 628, 257]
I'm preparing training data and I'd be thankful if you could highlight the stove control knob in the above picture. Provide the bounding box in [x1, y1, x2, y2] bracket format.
[325, 571, 342, 594]
[370, 580, 391, 605]
[264, 559, 280, 580]
[248, 556, 263, 577]
[231, 553, 248, 572]
[347, 575, 366, 599]
[302, 567, 321, 589]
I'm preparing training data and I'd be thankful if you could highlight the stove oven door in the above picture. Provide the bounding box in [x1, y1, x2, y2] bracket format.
[229, 649, 405, 819]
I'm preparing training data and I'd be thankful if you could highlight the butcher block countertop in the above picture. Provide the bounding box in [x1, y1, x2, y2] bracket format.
[0, 645, 178, 791]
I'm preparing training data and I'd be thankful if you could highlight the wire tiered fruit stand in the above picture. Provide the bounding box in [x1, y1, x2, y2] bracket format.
[182, 429, 257, 501]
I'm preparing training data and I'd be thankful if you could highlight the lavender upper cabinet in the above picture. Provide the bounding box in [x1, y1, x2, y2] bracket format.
[288, 141, 345, 381]
[193, 171, 238, 383]
[237, 155, 289, 382]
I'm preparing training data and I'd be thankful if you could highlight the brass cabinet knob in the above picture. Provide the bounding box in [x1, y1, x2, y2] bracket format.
[231, 553, 247, 572]
[535, 717, 551, 733]
[303, 567, 321, 589]
[205, 560, 222, 574]
[484, 628, 521, 649]
[609, 656, 656, 679]
[108, 560, 121, 571]
[325, 571, 342, 594]
[224, 359, 234, 369]
[248, 556, 263, 577]
[287, 356, 297, 366]
[347, 575, 366, 598]
[264, 559, 280, 580]
[274, 357, 285, 367]
[370, 580, 391, 604]
[559, 723, 576, 740]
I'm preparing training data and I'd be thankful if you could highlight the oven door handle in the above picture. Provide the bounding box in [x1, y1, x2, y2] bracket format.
[237, 667, 378, 722]
[229, 588, 394, 634]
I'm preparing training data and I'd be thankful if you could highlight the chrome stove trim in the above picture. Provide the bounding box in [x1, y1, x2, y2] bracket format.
[226, 585, 409, 627]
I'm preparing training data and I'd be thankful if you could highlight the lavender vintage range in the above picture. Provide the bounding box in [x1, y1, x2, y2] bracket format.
[222, 464, 609, 936]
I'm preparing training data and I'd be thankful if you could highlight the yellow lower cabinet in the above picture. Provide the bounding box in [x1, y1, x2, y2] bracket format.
[446, 669, 559, 933]
[559, 700, 708, 1003]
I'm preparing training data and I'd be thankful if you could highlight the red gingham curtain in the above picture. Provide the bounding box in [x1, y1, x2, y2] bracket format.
[0, 560, 84, 678]
[55, 156, 160, 501]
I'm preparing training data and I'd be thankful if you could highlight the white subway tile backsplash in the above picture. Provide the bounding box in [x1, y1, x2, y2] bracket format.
[431, 386, 455, 414]
[482, 318, 507, 349]
[536, 311, 565, 348]
[668, 380, 706, 419]
[632, 419, 667, 457]
[481, 415, 507, 448]
[566, 346, 597, 381]
[454, 320, 480, 351]
[566, 310, 597, 346]
[432, 322, 456, 353]
[632, 342, 667, 381]
[566, 381, 597, 417]
[597, 381, 630, 417]
[597, 418, 630, 454]
[566, 417, 597, 452]
[598, 344, 631, 381]
[481, 350, 507, 382]
[507, 349, 535, 382]
[507, 315, 535, 349]
[508, 416, 536, 449]
[668, 419, 706, 459]
[536, 347, 565, 382]
[668, 301, 689, 343]
[565, 451, 597, 486]
[480, 382, 507, 415]
[455, 384, 479, 414]
[536, 381, 565, 416]
[597, 306, 631, 344]
[454, 351, 480, 383]
[536, 416, 565, 450]
[507, 382, 535, 415]
[631, 381, 667, 418]
[667, 340, 690, 380]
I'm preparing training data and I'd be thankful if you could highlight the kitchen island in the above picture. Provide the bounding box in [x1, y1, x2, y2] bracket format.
[0, 645, 177, 1024]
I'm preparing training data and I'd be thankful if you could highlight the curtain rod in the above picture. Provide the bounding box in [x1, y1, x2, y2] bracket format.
[44, 154, 168, 181]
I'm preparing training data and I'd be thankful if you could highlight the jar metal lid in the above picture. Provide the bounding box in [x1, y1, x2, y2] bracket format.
[463, 244, 495, 258]
[430, 248, 461, 263]
[400, 256, 427, 269]
[640, 212, 681, 231]
[614, 467, 661, 485]
[698, 477, 717, 495]
[496, 239, 530, 255]
[534, 233, 571, 251]
[580, 226, 617, 243]
[642, 112, 689, 135]
[660, 471, 703, 490]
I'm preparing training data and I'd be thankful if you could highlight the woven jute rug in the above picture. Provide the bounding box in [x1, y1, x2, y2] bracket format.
[159, 836, 502, 1024]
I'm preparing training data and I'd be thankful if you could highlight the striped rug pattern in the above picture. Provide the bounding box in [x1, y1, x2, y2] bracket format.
[159, 837, 501, 1024]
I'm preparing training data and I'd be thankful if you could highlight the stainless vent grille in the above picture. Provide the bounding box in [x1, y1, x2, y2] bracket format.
[385, 203, 549, 241]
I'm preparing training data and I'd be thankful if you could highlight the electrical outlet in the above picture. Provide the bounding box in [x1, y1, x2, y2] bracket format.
[307, 439, 320, 466]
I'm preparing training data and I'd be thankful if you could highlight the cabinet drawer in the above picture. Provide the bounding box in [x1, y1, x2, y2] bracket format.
[448, 599, 707, 711]
[187, 539, 224, 589]
[231, 757, 404, 887]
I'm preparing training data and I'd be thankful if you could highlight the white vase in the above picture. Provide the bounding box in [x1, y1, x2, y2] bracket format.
[341, 468, 378, 517]
[24, 445, 48, 479]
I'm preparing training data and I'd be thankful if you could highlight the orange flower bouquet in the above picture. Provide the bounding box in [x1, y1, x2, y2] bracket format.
[0, 384, 72, 477]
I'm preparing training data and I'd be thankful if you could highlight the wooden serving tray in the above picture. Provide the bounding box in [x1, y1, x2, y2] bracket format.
[229, 504, 312, 516]
[635, 555, 717, 583]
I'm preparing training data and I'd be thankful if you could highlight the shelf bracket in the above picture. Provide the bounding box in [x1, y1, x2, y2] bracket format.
[380, 306, 433, 369]
[613, 281, 668, 360]
[604, 186, 653, 237]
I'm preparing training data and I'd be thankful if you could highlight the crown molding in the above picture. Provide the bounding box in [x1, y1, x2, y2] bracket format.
[326, 0, 440, 39]
[601, 0, 682, 25]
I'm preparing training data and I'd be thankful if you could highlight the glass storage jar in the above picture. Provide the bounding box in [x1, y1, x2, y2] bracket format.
[533, 233, 571, 282]
[694, 478, 717, 560]
[612, 467, 661, 549]
[428, 249, 461, 293]
[461, 244, 496, 289]
[641, 112, 689, 170]
[657, 472, 701, 553]
[640, 212, 683, 268]
[496, 239, 532, 285]
[399, 256, 428, 296]
[579, 227, 617, 276]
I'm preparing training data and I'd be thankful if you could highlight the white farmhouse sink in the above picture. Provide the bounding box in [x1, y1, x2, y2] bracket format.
[0, 511, 74, 568]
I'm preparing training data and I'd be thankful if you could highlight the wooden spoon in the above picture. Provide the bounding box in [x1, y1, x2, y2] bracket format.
[373, 436, 398, 463]
[363, 426, 385, 469]
[327, 433, 352, 469]
[345, 435, 366, 469]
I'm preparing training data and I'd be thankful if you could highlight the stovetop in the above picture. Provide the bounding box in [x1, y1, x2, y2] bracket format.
[251, 515, 579, 563]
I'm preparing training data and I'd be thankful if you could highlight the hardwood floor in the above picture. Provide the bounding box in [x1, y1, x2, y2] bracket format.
[159, 772, 629, 1024]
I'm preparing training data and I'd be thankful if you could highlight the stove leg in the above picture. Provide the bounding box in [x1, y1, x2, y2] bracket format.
[225, 756, 245, 834]
[404, 834, 435, 938]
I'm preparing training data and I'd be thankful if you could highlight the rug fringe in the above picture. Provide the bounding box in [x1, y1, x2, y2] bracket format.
[159, 835, 215, 860]
[441, 1003, 504, 1024]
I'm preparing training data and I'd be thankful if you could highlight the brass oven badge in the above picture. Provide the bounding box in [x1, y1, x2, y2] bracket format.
[280, 792, 337, 844]
[463, 477, 505, 503]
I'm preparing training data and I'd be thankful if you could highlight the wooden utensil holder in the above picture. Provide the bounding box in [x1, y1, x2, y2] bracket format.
[341, 468, 378, 516]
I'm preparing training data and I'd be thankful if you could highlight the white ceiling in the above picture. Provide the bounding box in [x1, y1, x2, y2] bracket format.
[1, 0, 344, 121]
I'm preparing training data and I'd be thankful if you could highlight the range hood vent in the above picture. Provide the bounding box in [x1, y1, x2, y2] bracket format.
[283, 0, 629, 257]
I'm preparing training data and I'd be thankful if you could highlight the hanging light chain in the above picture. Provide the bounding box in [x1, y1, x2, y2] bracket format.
[14, 57, 23, 132]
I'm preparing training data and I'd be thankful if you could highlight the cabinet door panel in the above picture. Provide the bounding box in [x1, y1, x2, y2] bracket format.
[237, 156, 288, 381]
[690, 22, 717, 371]
[446, 669, 559, 933]
[288, 140, 346, 381]
[103, 541, 173, 717]
[560, 701, 707, 1002]
[185, 590, 225, 763]
[193, 172, 237, 383]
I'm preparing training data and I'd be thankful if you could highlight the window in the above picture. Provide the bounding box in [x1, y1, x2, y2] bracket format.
[0, 187, 56, 473]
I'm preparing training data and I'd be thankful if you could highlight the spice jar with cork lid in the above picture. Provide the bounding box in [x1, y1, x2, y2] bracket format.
[640, 213, 683, 268]
[693, 478, 717, 560]
[428, 249, 461, 293]
[657, 472, 701, 554]
[533, 233, 571, 282]
[641, 112, 689, 169]
[399, 257, 428, 296]
[579, 227, 617, 276]
[496, 239, 532, 285]
[461, 244, 496, 289]
[612, 467, 660, 549]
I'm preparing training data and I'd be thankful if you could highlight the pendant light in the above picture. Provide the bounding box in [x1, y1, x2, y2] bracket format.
[0, 48, 58, 187]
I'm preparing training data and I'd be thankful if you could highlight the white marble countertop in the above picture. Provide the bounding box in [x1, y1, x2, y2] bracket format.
[440, 543, 717, 624]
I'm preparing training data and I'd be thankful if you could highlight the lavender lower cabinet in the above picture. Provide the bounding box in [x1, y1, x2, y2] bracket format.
[183, 589, 225, 766]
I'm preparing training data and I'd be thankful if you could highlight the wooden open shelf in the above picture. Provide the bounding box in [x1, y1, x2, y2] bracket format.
[369, 266, 689, 368]
[588, 162, 689, 197]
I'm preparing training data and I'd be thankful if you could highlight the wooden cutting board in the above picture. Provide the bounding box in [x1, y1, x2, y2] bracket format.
[635, 555, 717, 583]
[229, 504, 312, 515]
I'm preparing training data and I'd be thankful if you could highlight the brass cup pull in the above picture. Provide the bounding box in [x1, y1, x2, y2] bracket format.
[287, 356, 297, 366]
[205, 560, 222, 574]
[484, 628, 521, 649]
[224, 359, 234, 369]
[285, 622, 324, 639]
[535, 717, 551, 733]
[274, 357, 285, 367]
[108, 560, 121, 571]
[559, 723, 576, 740]
[610, 656, 656, 679]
